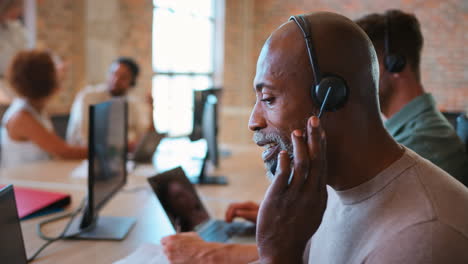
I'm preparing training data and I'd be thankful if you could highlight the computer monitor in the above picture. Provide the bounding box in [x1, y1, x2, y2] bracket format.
[191, 94, 227, 185]
[0, 185, 28, 264]
[202, 94, 219, 168]
[65, 99, 135, 240]
[190, 88, 222, 141]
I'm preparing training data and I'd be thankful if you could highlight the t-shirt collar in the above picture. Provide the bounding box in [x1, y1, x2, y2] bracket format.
[334, 147, 417, 205]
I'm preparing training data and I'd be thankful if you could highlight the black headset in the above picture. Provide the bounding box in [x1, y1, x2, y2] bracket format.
[289, 15, 349, 118]
[384, 15, 406, 73]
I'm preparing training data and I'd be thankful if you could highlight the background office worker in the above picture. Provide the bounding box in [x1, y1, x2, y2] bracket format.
[66, 57, 152, 148]
[1, 50, 87, 168]
[355, 10, 468, 185]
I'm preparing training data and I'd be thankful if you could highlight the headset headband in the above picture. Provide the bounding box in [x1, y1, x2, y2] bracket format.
[289, 15, 322, 85]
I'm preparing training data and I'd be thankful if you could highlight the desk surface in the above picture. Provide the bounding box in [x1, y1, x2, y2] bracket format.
[0, 145, 269, 264]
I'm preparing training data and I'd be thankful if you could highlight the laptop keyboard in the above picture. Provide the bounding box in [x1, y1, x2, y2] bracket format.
[198, 220, 247, 242]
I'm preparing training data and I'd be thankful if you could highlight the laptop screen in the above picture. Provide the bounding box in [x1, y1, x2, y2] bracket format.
[131, 131, 165, 163]
[0, 185, 27, 264]
[147, 167, 210, 232]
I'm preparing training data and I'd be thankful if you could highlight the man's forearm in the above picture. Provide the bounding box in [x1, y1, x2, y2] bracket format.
[209, 243, 259, 264]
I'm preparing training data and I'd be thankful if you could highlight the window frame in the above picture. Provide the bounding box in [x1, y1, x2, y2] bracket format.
[151, 0, 223, 136]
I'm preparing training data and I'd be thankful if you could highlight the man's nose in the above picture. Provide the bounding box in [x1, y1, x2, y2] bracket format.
[248, 103, 266, 131]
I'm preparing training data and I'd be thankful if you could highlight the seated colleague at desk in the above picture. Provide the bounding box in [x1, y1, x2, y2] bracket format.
[66, 57, 151, 147]
[355, 10, 468, 185]
[1, 50, 87, 168]
[163, 11, 468, 264]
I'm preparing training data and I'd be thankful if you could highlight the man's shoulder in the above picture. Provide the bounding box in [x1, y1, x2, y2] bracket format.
[399, 104, 455, 136]
[365, 220, 468, 263]
[363, 151, 468, 262]
[74, 84, 110, 103]
[126, 94, 142, 104]
[405, 151, 468, 236]
[366, 150, 468, 241]
[79, 83, 107, 95]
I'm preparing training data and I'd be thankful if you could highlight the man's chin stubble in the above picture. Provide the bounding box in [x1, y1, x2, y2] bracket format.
[264, 153, 295, 182]
[265, 158, 278, 182]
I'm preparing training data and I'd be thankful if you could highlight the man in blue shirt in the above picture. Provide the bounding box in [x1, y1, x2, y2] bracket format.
[356, 10, 468, 185]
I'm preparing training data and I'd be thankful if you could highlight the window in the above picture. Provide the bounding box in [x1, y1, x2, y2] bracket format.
[152, 0, 216, 136]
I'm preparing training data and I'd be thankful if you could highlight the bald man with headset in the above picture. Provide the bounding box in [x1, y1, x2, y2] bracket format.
[161, 11, 468, 264]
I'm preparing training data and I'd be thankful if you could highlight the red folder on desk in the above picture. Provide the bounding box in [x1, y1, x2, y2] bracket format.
[0, 184, 71, 219]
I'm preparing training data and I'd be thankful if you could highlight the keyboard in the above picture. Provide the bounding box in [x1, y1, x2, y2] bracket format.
[198, 220, 248, 242]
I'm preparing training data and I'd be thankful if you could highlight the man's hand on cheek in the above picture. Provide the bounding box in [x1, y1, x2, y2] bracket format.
[256, 116, 328, 264]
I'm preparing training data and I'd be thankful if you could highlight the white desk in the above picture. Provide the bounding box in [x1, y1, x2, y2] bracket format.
[0, 145, 269, 263]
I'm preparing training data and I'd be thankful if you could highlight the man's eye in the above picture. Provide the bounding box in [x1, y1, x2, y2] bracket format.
[261, 97, 275, 105]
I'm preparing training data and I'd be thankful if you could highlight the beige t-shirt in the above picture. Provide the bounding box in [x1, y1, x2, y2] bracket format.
[304, 147, 468, 263]
[66, 84, 149, 146]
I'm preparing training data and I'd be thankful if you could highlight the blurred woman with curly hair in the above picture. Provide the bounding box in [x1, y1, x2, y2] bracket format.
[1, 50, 87, 168]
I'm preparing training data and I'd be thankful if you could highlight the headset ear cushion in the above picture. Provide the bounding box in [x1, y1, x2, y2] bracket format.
[384, 54, 406, 73]
[314, 75, 349, 112]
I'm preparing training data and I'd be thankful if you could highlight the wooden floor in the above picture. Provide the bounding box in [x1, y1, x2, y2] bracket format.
[0, 144, 269, 264]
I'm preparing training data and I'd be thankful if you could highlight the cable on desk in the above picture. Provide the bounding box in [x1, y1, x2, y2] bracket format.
[27, 198, 92, 262]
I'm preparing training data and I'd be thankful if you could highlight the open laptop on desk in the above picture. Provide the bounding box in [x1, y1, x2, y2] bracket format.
[129, 131, 167, 164]
[147, 167, 255, 243]
[0, 185, 28, 264]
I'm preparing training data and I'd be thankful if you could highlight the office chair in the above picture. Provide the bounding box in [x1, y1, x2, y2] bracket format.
[442, 111, 460, 129]
[51, 113, 70, 140]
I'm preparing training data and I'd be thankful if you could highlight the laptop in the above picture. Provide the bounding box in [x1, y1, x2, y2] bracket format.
[0, 185, 28, 264]
[129, 131, 166, 163]
[147, 167, 255, 243]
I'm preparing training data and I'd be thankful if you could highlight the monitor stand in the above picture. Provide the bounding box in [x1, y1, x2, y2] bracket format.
[64, 215, 136, 240]
[191, 158, 228, 185]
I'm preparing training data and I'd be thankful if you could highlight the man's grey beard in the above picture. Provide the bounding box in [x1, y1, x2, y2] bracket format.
[253, 131, 293, 182]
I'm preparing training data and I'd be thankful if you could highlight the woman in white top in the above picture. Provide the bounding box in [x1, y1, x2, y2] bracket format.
[1, 50, 87, 168]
